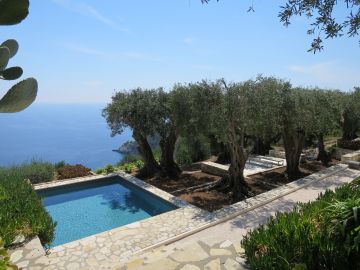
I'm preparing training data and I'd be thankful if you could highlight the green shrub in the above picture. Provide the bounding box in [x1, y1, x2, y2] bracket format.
[95, 168, 105, 174]
[118, 163, 136, 173]
[0, 160, 55, 184]
[117, 154, 142, 166]
[0, 170, 55, 247]
[116, 154, 144, 173]
[104, 164, 115, 173]
[241, 177, 360, 270]
[54, 160, 66, 170]
[57, 164, 92, 180]
[134, 160, 144, 169]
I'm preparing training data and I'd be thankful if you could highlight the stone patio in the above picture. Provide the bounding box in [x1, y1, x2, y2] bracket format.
[8, 164, 358, 269]
[121, 166, 360, 270]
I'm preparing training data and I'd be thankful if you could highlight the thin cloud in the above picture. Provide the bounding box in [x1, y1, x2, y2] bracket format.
[288, 62, 360, 90]
[52, 0, 128, 32]
[64, 43, 107, 57]
[121, 51, 166, 62]
[63, 43, 166, 63]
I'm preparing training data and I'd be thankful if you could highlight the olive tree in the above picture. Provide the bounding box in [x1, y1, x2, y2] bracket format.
[305, 88, 343, 165]
[247, 76, 283, 155]
[156, 90, 181, 178]
[103, 88, 182, 178]
[202, 80, 254, 199]
[103, 88, 163, 176]
[341, 87, 360, 140]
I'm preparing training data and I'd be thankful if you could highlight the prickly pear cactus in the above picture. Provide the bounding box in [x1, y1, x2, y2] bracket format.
[0, 0, 29, 25]
[0, 0, 38, 113]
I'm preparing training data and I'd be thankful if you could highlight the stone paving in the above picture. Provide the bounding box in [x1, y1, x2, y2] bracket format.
[121, 166, 360, 270]
[123, 237, 249, 270]
[201, 157, 286, 178]
[8, 164, 358, 269]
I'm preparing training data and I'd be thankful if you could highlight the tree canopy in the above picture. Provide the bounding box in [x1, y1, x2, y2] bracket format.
[104, 77, 355, 198]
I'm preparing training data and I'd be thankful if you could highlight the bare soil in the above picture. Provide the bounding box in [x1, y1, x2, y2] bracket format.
[137, 159, 339, 212]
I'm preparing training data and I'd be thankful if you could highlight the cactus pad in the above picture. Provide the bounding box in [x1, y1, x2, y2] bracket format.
[0, 0, 29, 25]
[0, 66, 23, 80]
[1, 39, 19, 58]
[0, 77, 37, 113]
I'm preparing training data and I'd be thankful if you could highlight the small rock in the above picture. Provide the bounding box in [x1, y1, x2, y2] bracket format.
[12, 235, 26, 245]
[220, 240, 233, 248]
[233, 243, 245, 254]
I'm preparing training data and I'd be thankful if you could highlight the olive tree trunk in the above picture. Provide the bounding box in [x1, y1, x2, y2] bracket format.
[160, 128, 181, 178]
[227, 121, 250, 200]
[316, 133, 330, 165]
[342, 109, 358, 140]
[282, 127, 305, 180]
[251, 136, 272, 155]
[133, 130, 162, 177]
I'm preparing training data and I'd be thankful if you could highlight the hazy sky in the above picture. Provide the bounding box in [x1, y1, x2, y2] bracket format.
[1, 0, 359, 104]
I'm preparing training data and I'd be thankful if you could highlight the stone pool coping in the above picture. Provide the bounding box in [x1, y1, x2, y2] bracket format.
[34, 172, 192, 208]
[16, 164, 348, 269]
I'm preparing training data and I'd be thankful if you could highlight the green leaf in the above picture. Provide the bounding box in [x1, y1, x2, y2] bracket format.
[0, 0, 29, 25]
[0, 46, 10, 71]
[0, 77, 37, 113]
[0, 66, 23, 80]
[1, 39, 19, 58]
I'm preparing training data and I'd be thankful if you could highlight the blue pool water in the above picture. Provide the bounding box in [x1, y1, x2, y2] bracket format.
[37, 177, 177, 247]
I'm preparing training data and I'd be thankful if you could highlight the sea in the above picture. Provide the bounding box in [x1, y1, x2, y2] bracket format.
[0, 104, 132, 170]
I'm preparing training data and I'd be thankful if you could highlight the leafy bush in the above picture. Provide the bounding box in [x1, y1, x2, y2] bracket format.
[95, 168, 105, 174]
[0, 170, 55, 247]
[57, 164, 91, 179]
[54, 160, 66, 170]
[118, 163, 136, 173]
[104, 164, 115, 173]
[116, 154, 145, 173]
[117, 154, 143, 166]
[0, 160, 55, 184]
[241, 177, 360, 270]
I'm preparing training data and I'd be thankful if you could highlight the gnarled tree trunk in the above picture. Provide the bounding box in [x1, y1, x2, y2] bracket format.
[251, 136, 272, 155]
[160, 128, 181, 178]
[316, 133, 330, 166]
[342, 109, 358, 140]
[133, 130, 161, 177]
[227, 122, 250, 200]
[282, 127, 305, 180]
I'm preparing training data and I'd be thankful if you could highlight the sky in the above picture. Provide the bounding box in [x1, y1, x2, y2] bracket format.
[0, 0, 359, 104]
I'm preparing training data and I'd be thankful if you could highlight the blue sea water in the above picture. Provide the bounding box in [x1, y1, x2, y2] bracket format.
[0, 104, 132, 170]
[37, 177, 176, 246]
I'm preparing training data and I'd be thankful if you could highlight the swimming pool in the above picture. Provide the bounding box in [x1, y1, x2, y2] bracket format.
[37, 177, 177, 246]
